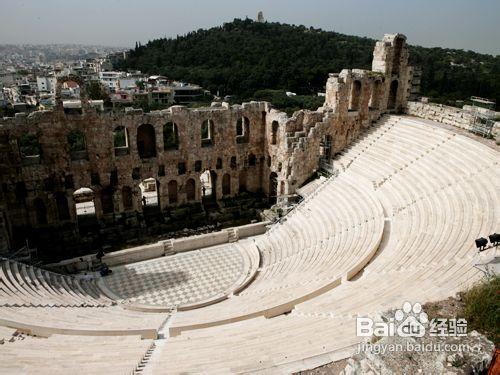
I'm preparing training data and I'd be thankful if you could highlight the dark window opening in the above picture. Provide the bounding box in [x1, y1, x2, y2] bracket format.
[271, 121, 279, 145]
[178, 162, 186, 175]
[163, 122, 179, 150]
[137, 124, 157, 158]
[201, 119, 214, 147]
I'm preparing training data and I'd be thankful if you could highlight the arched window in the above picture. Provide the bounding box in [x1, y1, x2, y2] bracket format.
[19, 134, 41, 157]
[216, 157, 223, 170]
[271, 121, 279, 145]
[122, 186, 133, 210]
[54, 192, 70, 220]
[163, 122, 179, 150]
[113, 126, 128, 148]
[168, 180, 178, 204]
[186, 178, 196, 201]
[101, 187, 115, 214]
[230, 156, 237, 170]
[34, 198, 47, 225]
[239, 170, 247, 193]
[113, 126, 129, 156]
[222, 174, 231, 196]
[137, 124, 157, 158]
[388, 80, 398, 110]
[236, 118, 243, 136]
[369, 80, 382, 110]
[236, 116, 250, 143]
[349, 80, 362, 111]
[67, 129, 87, 160]
[201, 119, 214, 147]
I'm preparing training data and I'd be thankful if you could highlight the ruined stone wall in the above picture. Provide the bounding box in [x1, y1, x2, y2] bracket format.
[405, 101, 474, 130]
[282, 34, 412, 192]
[0, 33, 412, 256]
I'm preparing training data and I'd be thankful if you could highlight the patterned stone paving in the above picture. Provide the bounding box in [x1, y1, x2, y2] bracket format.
[102, 245, 245, 307]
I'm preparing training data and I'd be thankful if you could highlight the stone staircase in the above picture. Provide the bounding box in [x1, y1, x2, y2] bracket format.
[226, 228, 238, 243]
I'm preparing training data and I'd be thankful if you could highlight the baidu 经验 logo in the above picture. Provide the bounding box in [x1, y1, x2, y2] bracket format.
[357, 302, 429, 338]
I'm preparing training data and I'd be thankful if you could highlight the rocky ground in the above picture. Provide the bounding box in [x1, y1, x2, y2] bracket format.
[298, 297, 496, 375]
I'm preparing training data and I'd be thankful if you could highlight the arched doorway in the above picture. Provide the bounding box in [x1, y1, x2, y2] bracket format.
[73, 187, 98, 232]
[222, 174, 231, 196]
[73, 187, 96, 216]
[186, 178, 196, 201]
[239, 170, 247, 193]
[269, 172, 278, 204]
[369, 80, 382, 110]
[139, 178, 159, 207]
[388, 80, 398, 110]
[137, 124, 157, 158]
[54, 192, 70, 220]
[101, 187, 115, 214]
[122, 186, 133, 210]
[349, 80, 362, 111]
[200, 170, 217, 201]
[168, 180, 178, 204]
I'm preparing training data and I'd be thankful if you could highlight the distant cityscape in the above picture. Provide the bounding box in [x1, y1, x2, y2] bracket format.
[0, 44, 209, 116]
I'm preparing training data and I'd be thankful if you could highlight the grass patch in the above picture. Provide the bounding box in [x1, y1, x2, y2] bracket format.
[461, 275, 499, 345]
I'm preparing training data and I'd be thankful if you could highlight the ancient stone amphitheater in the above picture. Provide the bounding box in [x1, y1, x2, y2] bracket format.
[0, 34, 498, 374]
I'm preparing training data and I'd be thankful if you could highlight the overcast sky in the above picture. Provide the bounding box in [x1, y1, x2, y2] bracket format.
[1, 0, 499, 55]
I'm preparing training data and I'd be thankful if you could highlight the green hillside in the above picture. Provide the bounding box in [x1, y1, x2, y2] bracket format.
[116, 18, 500, 109]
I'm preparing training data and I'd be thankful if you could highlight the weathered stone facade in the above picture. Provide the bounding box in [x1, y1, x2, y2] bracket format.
[406, 101, 475, 130]
[0, 34, 412, 258]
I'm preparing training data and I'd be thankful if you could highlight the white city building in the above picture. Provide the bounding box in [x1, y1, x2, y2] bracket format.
[36, 76, 57, 93]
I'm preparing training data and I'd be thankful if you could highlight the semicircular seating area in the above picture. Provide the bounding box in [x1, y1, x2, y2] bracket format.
[0, 115, 497, 374]
[0, 258, 167, 340]
[145, 115, 498, 373]
[168, 168, 386, 334]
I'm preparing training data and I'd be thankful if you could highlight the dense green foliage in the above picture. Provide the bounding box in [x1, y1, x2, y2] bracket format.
[85, 80, 110, 103]
[116, 18, 499, 109]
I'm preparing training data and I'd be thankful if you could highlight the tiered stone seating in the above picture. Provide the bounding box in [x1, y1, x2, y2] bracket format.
[168, 172, 385, 335]
[0, 115, 497, 373]
[0, 334, 152, 374]
[0, 259, 167, 339]
[146, 115, 498, 373]
[0, 258, 111, 307]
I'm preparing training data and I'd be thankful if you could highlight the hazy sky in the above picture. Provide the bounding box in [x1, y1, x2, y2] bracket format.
[1, 0, 499, 55]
